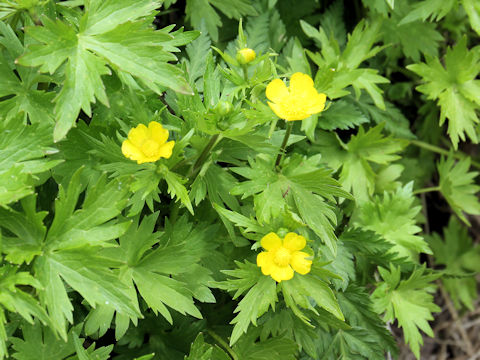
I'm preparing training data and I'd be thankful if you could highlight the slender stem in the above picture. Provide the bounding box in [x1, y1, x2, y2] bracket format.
[409, 139, 480, 169]
[188, 134, 221, 179]
[241, 65, 248, 82]
[412, 186, 441, 195]
[207, 330, 239, 360]
[275, 121, 293, 169]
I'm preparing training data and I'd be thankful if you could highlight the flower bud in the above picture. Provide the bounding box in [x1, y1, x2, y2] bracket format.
[236, 48, 256, 65]
[213, 101, 233, 116]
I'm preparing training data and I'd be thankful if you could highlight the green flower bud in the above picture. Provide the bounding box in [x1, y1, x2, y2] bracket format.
[236, 48, 256, 65]
[276, 228, 289, 238]
[213, 101, 233, 116]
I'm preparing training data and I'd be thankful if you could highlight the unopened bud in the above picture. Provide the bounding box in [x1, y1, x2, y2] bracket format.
[213, 101, 233, 116]
[236, 48, 256, 65]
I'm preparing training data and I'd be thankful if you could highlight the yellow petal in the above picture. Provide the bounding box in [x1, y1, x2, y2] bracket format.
[136, 155, 153, 164]
[289, 72, 314, 95]
[122, 139, 143, 161]
[128, 124, 148, 147]
[158, 140, 175, 159]
[266, 78, 289, 103]
[148, 121, 169, 144]
[307, 93, 327, 114]
[270, 265, 294, 282]
[268, 101, 287, 119]
[285, 112, 310, 121]
[261, 232, 282, 251]
[257, 251, 274, 275]
[283, 233, 306, 251]
[290, 251, 312, 275]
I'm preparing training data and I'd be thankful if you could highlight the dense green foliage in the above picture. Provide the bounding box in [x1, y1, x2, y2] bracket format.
[0, 0, 479, 359]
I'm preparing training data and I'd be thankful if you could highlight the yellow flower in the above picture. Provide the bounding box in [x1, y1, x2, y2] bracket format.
[122, 121, 175, 164]
[236, 47, 256, 64]
[266, 72, 327, 121]
[256, 232, 312, 282]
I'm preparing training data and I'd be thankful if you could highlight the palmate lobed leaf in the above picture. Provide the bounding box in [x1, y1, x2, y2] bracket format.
[437, 155, 480, 225]
[9, 169, 141, 340]
[18, 0, 196, 141]
[314, 124, 407, 202]
[372, 265, 441, 359]
[0, 120, 60, 207]
[0, 266, 50, 359]
[352, 183, 430, 260]
[407, 37, 480, 148]
[302, 18, 389, 109]
[428, 217, 480, 310]
[231, 154, 351, 254]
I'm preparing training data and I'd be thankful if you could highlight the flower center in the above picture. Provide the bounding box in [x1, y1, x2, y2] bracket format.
[273, 247, 291, 267]
[141, 139, 159, 157]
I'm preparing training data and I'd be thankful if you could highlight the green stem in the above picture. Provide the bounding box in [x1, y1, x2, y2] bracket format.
[241, 65, 248, 82]
[275, 121, 293, 169]
[409, 139, 480, 169]
[207, 330, 239, 360]
[412, 186, 441, 195]
[188, 134, 222, 180]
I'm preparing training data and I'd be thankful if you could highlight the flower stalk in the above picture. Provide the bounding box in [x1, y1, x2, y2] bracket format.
[275, 121, 293, 169]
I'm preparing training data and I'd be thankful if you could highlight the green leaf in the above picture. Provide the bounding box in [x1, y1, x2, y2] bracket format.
[229, 275, 277, 345]
[407, 38, 480, 148]
[399, 0, 456, 25]
[10, 322, 79, 360]
[437, 155, 480, 225]
[462, 0, 480, 36]
[231, 155, 350, 253]
[213, 204, 265, 234]
[318, 99, 369, 131]
[72, 331, 113, 360]
[19, 2, 194, 140]
[186, 0, 255, 41]
[337, 285, 398, 357]
[185, 333, 230, 360]
[0, 23, 55, 124]
[0, 196, 46, 264]
[315, 327, 391, 360]
[372, 265, 441, 359]
[0, 267, 50, 359]
[164, 169, 194, 215]
[216, 261, 277, 345]
[353, 183, 430, 260]
[0, 121, 60, 207]
[281, 271, 344, 324]
[315, 124, 407, 202]
[302, 19, 389, 109]
[31, 170, 139, 339]
[428, 217, 480, 309]
[291, 186, 338, 255]
[232, 329, 298, 360]
[115, 215, 216, 324]
[340, 228, 407, 284]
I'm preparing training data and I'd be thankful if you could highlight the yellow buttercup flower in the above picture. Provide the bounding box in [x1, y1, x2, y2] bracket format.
[122, 121, 175, 164]
[256, 232, 312, 282]
[266, 72, 326, 121]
